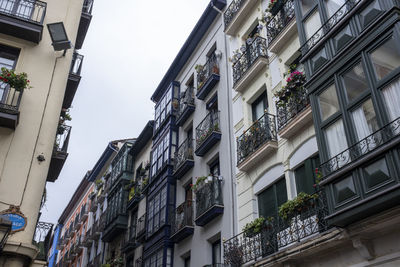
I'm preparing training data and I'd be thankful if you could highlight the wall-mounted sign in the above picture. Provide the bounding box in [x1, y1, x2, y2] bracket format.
[0, 206, 27, 233]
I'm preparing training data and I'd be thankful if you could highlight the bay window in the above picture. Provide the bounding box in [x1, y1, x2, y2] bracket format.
[154, 82, 179, 132]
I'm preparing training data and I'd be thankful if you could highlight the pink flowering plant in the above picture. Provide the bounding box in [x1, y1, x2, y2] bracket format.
[274, 65, 306, 108]
[0, 67, 31, 91]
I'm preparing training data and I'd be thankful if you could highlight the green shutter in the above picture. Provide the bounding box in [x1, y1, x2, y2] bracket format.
[258, 186, 276, 219]
[276, 178, 288, 208]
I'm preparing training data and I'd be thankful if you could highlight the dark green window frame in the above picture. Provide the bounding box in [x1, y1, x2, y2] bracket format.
[294, 154, 320, 195]
[257, 177, 288, 220]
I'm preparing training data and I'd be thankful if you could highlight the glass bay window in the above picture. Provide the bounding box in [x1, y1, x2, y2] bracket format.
[150, 128, 178, 179]
[154, 82, 180, 133]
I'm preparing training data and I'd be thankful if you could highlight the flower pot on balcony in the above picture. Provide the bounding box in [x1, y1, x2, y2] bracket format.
[269, 0, 284, 16]
[212, 65, 220, 75]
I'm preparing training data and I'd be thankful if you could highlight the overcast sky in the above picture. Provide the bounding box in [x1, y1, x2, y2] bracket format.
[41, 0, 210, 224]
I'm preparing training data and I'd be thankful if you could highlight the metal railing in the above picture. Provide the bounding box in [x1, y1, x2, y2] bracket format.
[0, 83, 23, 115]
[223, 0, 246, 29]
[136, 213, 146, 237]
[172, 200, 194, 235]
[33, 221, 53, 261]
[223, 192, 329, 265]
[266, 0, 295, 45]
[197, 54, 219, 90]
[300, 0, 362, 55]
[232, 36, 267, 86]
[70, 52, 84, 76]
[174, 138, 194, 172]
[237, 113, 277, 165]
[82, 0, 93, 14]
[320, 116, 400, 179]
[195, 176, 223, 219]
[135, 257, 143, 267]
[54, 124, 71, 154]
[276, 89, 309, 131]
[0, 0, 46, 24]
[196, 110, 220, 149]
[177, 86, 195, 118]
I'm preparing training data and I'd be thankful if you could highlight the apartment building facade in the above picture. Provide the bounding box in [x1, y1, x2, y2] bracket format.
[0, 0, 93, 266]
[223, 0, 400, 266]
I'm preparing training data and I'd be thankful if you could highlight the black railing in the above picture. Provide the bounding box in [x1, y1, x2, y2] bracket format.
[223, 0, 246, 29]
[224, 193, 329, 265]
[197, 54, 219, 90]
[177, 87, 195, 117]
[0, 83, 23, 114]
[136, 213, 146, 237]
[195, 176, 223, 219]
[172, 200, 193, 235]
[82, 0, 93, 14]
[276, 89, 309, 131]
[135, 257, 143, 267]
[70, 52, 84, 76]
[0, 0, 46, 24]
[54, 124, 71, 154]
[237, 113, 277, 165]
[300, 0, 361, 55]
[320, 116, 400, 179]
[174, 138, 194, 172]
[266, 0, 295, 45]
[33, 221, 53, 261]
[232, 36, 267, 86]
[196, 110, 220, 149]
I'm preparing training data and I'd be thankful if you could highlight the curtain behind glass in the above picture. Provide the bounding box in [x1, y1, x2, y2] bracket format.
[382, 78, 400, 121]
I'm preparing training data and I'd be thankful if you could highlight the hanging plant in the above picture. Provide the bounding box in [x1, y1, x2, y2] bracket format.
[274, 66, 306, 108]
[278, 192, 319, 220]
[0, 67, 32, 91]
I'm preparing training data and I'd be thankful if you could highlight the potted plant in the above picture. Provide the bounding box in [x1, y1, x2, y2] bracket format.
[0, 67, 31, 91]
[268, 0, 284, 16]
[212, 64, 220, 75]
[278, 192, 319, 221]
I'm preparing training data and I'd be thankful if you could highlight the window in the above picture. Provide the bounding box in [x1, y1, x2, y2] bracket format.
[324, 0, 346, 18]
[151, 130, 177, 177]
[351, 99, 379, 141]
[212, 240, 221, 264]
[110, 143, 134, 184]
[147, 187, 167, 235]
[382, 77, 400, 121]
[252, 91, 268, 121]
[318, 84, 340, 121]
[324, 119, 348, 159]
[184, 256, 190, 267]
[154, 82, 179, 131]
[144, 249, 164, 267]
[300, 0, 314, 15]
[342, 62, 369, 102]
[370, 36, 400, 81]
[210, 160, 220, 177]
[0, 44, 19, 102]
[258, 178, 287, 220]
[295, 155, 320, 195]
[129, 211, 137, 239]
[304, 10, 322, 40]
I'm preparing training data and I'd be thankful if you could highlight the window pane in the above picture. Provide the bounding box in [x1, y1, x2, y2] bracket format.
[258, 186, 276, 219]
[324, 0, 346, 18]
[351, 99, 379, 141]
[324, 119, 348, 158]
[364, 158, 390, 189]
[333, 176, 357, 204]
[370, 36, 400, 81]
[343, 63, 368, 102]
[276, 178, 288, 207]
[304, 10, 322, 40]
[318, 84, 340, 121]
[382, 77, 400, 121]
[301, 0, 314, 16]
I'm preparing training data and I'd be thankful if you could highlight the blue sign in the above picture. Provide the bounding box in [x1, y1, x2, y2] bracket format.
[1, 213, 26, 232]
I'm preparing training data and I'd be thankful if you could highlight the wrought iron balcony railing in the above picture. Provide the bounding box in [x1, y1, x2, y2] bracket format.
[174, 138, 194, 172]
[172, 200, 194, 235]
[136, 213, 146, 238]
[223, 192, 329, 265]
[70, 52, 84, 76]
[54, 124, 71, 154]
[195, 176, 223, 219]
[276, 89, 309, 131]
[196, 110, 220, 149]
[266, 0, 295, 45]
[0, 0, 47, 24]
[237, 113, 277, 165]
[300, 0, 361, 55]
[0, 83, 23, 115]
[33, 221, 53, 261]
[82, 0, 94, 14]
[177, 86, 195, 118]
[135, 257, 143, 267]
[223, 0, 246, 29]
[233, 36, 267, 86]
[197, 54, 219, 90]
[320, 116, 400, 179]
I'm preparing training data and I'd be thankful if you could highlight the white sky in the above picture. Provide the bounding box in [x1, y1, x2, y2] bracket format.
[42, 0, 210, 224]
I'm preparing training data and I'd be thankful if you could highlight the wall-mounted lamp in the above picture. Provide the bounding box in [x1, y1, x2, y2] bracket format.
[47, 22, 72, 54]
[0, 216, 12, 253]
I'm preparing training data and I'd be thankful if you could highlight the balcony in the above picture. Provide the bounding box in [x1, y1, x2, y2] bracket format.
[319, 116, 400, 227]
[136, 213, 146, 242]
[232, 36, 268, 93]
[195, 111, 221, 157]
[90, 201, 98, 212]
[195, 176, 224, 226]
[266, 0, 296, 54]
[0, 0, 46, 43]
[103, 213, 127, 242]
[173, 138, 194, 179]
[62, 52, 84, 109]
[33, 221, 53, 261]
[224, 0, 259, 36]
[80, 205, 89, 221]
[276, 90, 311, 139]
[176, 86, 195, 126]
[196, 55, 220, 100]
[171, 201, 194, 243]
[223, 195, 329, 265]
[237, 113, 277, 172]
[75, 0, 93, 49]
[0, 83, 23, 129]
[46, 124, 72, 182]
[121, 226, 137, 252]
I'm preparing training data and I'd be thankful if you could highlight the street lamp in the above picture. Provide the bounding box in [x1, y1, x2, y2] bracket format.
[0, 216, 12, 253]
[47, 22, 72, 53]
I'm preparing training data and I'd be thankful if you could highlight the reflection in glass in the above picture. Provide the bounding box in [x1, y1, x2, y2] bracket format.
[371, 36, 400, 81]
[318, 84, 340, 121]
[364, 158, 390, 189]
[304, 10, 322, 40]
[351, 99, 379, 141]
[324, 0, 346, 18]
[343, 63, 368, 102]
[301, 0, 314, 15]
[324, 119, 348, 158]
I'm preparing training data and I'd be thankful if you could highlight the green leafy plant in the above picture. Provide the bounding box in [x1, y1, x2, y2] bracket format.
[95, 179, 104, 190]
[0, 67, 32, 91]
[274, 66, 306, 108]
[278, 192, 319, 220]
[243, 216, 275, 237]
[191, 175, 211, 191]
